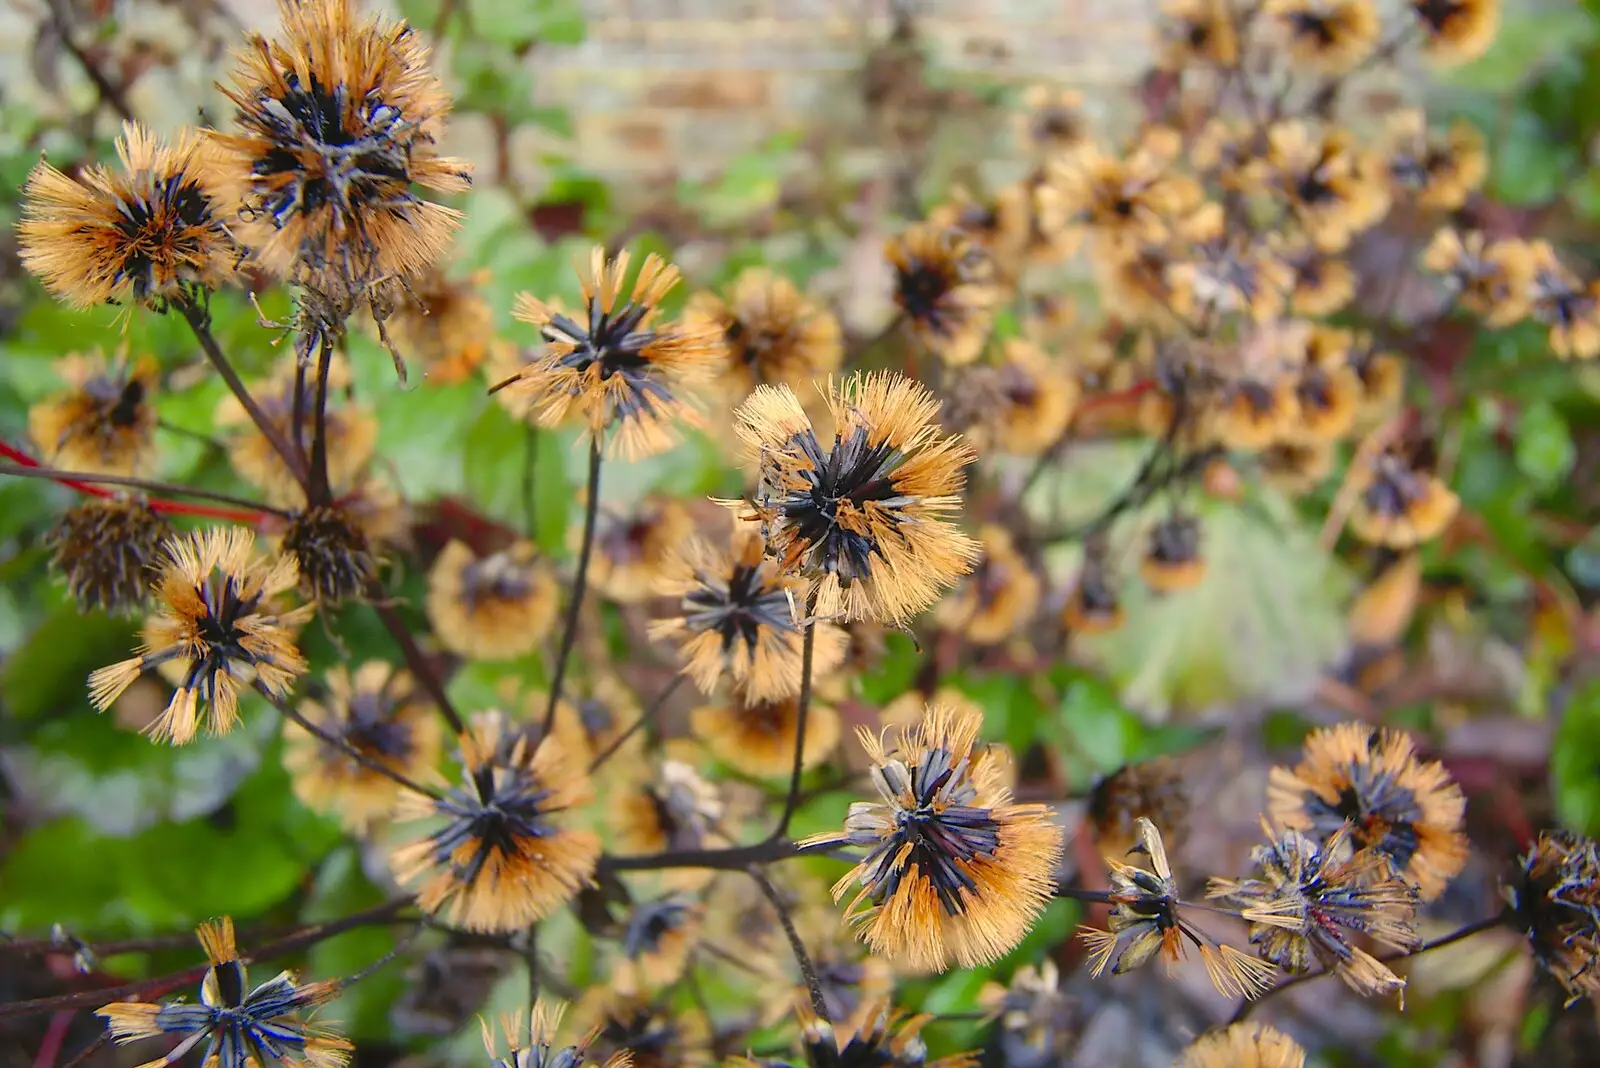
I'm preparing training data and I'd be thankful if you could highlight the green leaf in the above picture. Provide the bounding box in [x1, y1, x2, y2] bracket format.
[1058, 677, 1137, 774]
[1515, 400, 1576, 489]
[0, 607, 136, 721]
[304, 847, 404, 1038]
[1553, 678, 1600, 835]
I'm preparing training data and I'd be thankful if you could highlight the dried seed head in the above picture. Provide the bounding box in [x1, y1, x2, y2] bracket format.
[1504, 830, 1600, 1005]
[282, 503, 376, 605]
[46, 497, 173, 615]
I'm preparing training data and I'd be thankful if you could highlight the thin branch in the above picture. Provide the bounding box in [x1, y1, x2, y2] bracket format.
[588, 675, 684, 773]
[541, 435, 602, 741]
[522, 424, 540, 541]
[368, 594, 467, 737]
[59, 1034, 108, 1068]
[178, 298, 308, 489]
[748, 866, 830, 1023]
[307, 337, 334, 505]
[47, 0, 135, 123]
[599, 837, 832, 874]
[767, 589, 819, 842]
[0, 897, 414, 1020]
[1230, 908, 1512, 1024]
[269, 692, 445, 802]
[0, 462, 288, 521]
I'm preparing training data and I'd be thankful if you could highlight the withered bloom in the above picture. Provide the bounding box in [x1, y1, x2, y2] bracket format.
[29, 352, 159, 477]
[651, 527, 848, 702]
[97, 917, 350, 1068]
[1088, 757, 1189, 860]
[209, 0, 471, 299]
[505, 247, 724, 459]
[804, 703, 1062, 972]
[690, 691, 842, 778]
[1063, 548, 1125, 636]
[1045, 133, 1198, 254]
[1411, 0, 1500, 65]
[1263, 0, 1380, 74]
[733, 372, 979, 624]
[377, 266, 495, 384]
[426, 539, 558, 661]
[19, 121, 232, 309]
[283, 661, 441, 831]
[793, 1001, 976, 1068]
[885, 223, 999, 367]
[1209, 824, 1419, 998]
[947, 340, 1078, 459]
[1504, 831, 1600, 1005]
[1251, 123, 1389, 254]
[1420, 228, 1529, 326]
[391, 710, 600, 932]
[1268, 722, 1468, 900]
[482, 998, 631, 1068]
[590, 495, 697, 604]
[935, 524, 1042, 646]
[1523, 240, 1600, 361]
[1157, 0, 1241, 69]
[684, 267, 843, 398]
[612, 894, 704, 995]
[1348, 444, 1460, 550]
[1139, 514, 1205, 594]
[282, 503, 376, 605]
[89, 527, 313, 745]
[1166, 203, 1293, 324]
[1015, 84, 1087, 157]
[976, 960, 1079, 1068]
[613, 759, 726, 861]
[1079, 818, 1276, 999]
[1381, 110, 1488, 212]
[1176, 1023, 1306, 1068]
[46, 497, 173, 614]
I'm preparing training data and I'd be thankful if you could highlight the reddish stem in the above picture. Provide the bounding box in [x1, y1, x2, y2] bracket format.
[32, 1011, 73, 1068]
[0, 441, 268, 525]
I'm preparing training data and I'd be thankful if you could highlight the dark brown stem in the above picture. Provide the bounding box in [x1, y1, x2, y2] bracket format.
[178, 299, 308, 489]
[307, 338, 334, 505]
[0, 463, 289, 518]
[768, 590, 819, 842]
[59, 1034, 109, 1068]
[541, 436, 602, 741]
[1229, 908, 1512, 1024]
[47, 0, 135, 123]
[588, 675, 684, 773]
[599, 836, 835, 874]
[748, 865, 831, 1023]
[368, 595, 467, 737]
[0, 897, 413, 1020]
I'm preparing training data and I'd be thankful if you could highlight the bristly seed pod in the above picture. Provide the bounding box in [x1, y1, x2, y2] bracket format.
[46, 497, 173, 615]
[282, 504, 377, 605]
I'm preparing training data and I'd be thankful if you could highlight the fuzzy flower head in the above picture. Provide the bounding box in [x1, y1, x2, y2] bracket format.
[97, 917, 350, 1068]
[1504, 830, 1600, 1005]
[1348, 441, 1460, 550]
[282, 503, 377, 606]
[29, 351, 159, 478]
[976, 960, 1080, 1068]
[733, 372, 979, 624]
[46, 496, 173, 615]
[89, 527, 312, 745]
[283, 661, 442, 832]
[612, 894, 705, 995]
[885, 224, 1000, 366]
[1263, 0, 1380, 74]
[934, 523, 1041, 646]
[1087, 757, 1189, 861]
[690, 690, 841, 778]
[426, 539, 559, 661]
[684, 267, 844, 398]
[1411, 0, 1499, 65]
[504, 247, 724, 459]
[481, 999, 631, 1068]
[613, 759, 726, 868]
[946, 339, 1079, 459]
[378, 266, 494, 384]
[1380, 110, 1488, 212]
[1209, 824, 1419, 998]
[209, 0, 471, 299]
[795, 1001, 976, 1068]
[1079, 817, 1276, 999]
[391, 711, 600, 932]
[590, 495, 697, 604]
[650, 526, 848, 702]
[804, 702, 1062, 972]
[19, 121, 232, 309]
[1268, 722, 1467, 900]
[1176, 1023, 1306, 1068]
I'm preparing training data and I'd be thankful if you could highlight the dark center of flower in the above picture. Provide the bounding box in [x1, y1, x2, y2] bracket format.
[1149, 518, 1200, 564]
[779, 424, 910, 588]
[621, 899, 689, 959]
[1412, 0, 1464, 31]
[460, 554, 533, 608]
[895, 261, 957, 332]
[683, 561, 796, 654]
[184, 572, 268, 694]
[344, 690, 413, 759]
[437, 764, 558, 884]
[1361, 458, 1426, 519]
[868, 747, 1003, 917]
[114, 179, 214, 298]
[1288, 12, 1338, 47]
[1302, 767, 1423, 872]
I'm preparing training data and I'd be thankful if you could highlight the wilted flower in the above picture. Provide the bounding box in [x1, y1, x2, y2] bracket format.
[1015, 84, 1087, 157]
[684, 267, 844, 398]
[690, 690, 841, 777]
[1209, 824, 1419, 997]
[46, 496, 173, 615]
[885, 224, 999, 366]
[1087, 757, 1189, 861]
[209, 0, 471, 299]
[1523, 240, 1600, 361]
[1062, 545, 1125, 636]
[795, 1001, 976, 1068]
[590, 495, 697, 604]
[949, 340, 1079, 458]
[1176, 1023, 1306, 1068]
[1047, 136, 1197, 254]
[1420, 228, 1529, 326]
[1504, 831, 1600, 1005]
[1139, 513, 1205, 594]
[804, 702, 1062, 972]
[976, 960, 1080, 1068]
[733, 372, 979, 624]
[612, 894, 704, 994]
[1263, 0, 1380, 74]
[1079, 817, 1276, 998]
[426, 539, 558, 661]
[89, 527, 312, 744]
[19, 121, 232, 309]
[391, 710, 600, 932]
[935, 524, 1041, 646]
[651, 526, 848, 702]
[282, 503, 376, 605]
[1411, 0, 1500, 66]
[482, 998, 631, 1068]
[574, 991, 706, 1068]
[97, 917, 350, 1068]
[1347, 444, 1460, 550]
[1380, 110, 1488, 212]
[503, 247, 723, 458]
[376, 266, 495, 384]
[283, 661, 442, 831]
[1250, 123, 1389, 254]
[613, 760, 726, 890]
[1268, 722, 1468, 900]
[28, 352, 159, 477]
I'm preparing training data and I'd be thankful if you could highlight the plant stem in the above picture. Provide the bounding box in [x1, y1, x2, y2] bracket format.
[768, 589, 819, 842]
[599, 836, 834, 874]
[0, 898, 414, 1020]
[368, 594, 467, 737]
[308, 337, 334, 505]
[541, 435, 602, 742]
[748, 865, 831, 1023]
[588, 675, 683, 773]
[1230, 908, 1512, 1024]
[522, 425, 539, 541]
[0, 462, 281, 524]
[178, 298, 307, 489]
